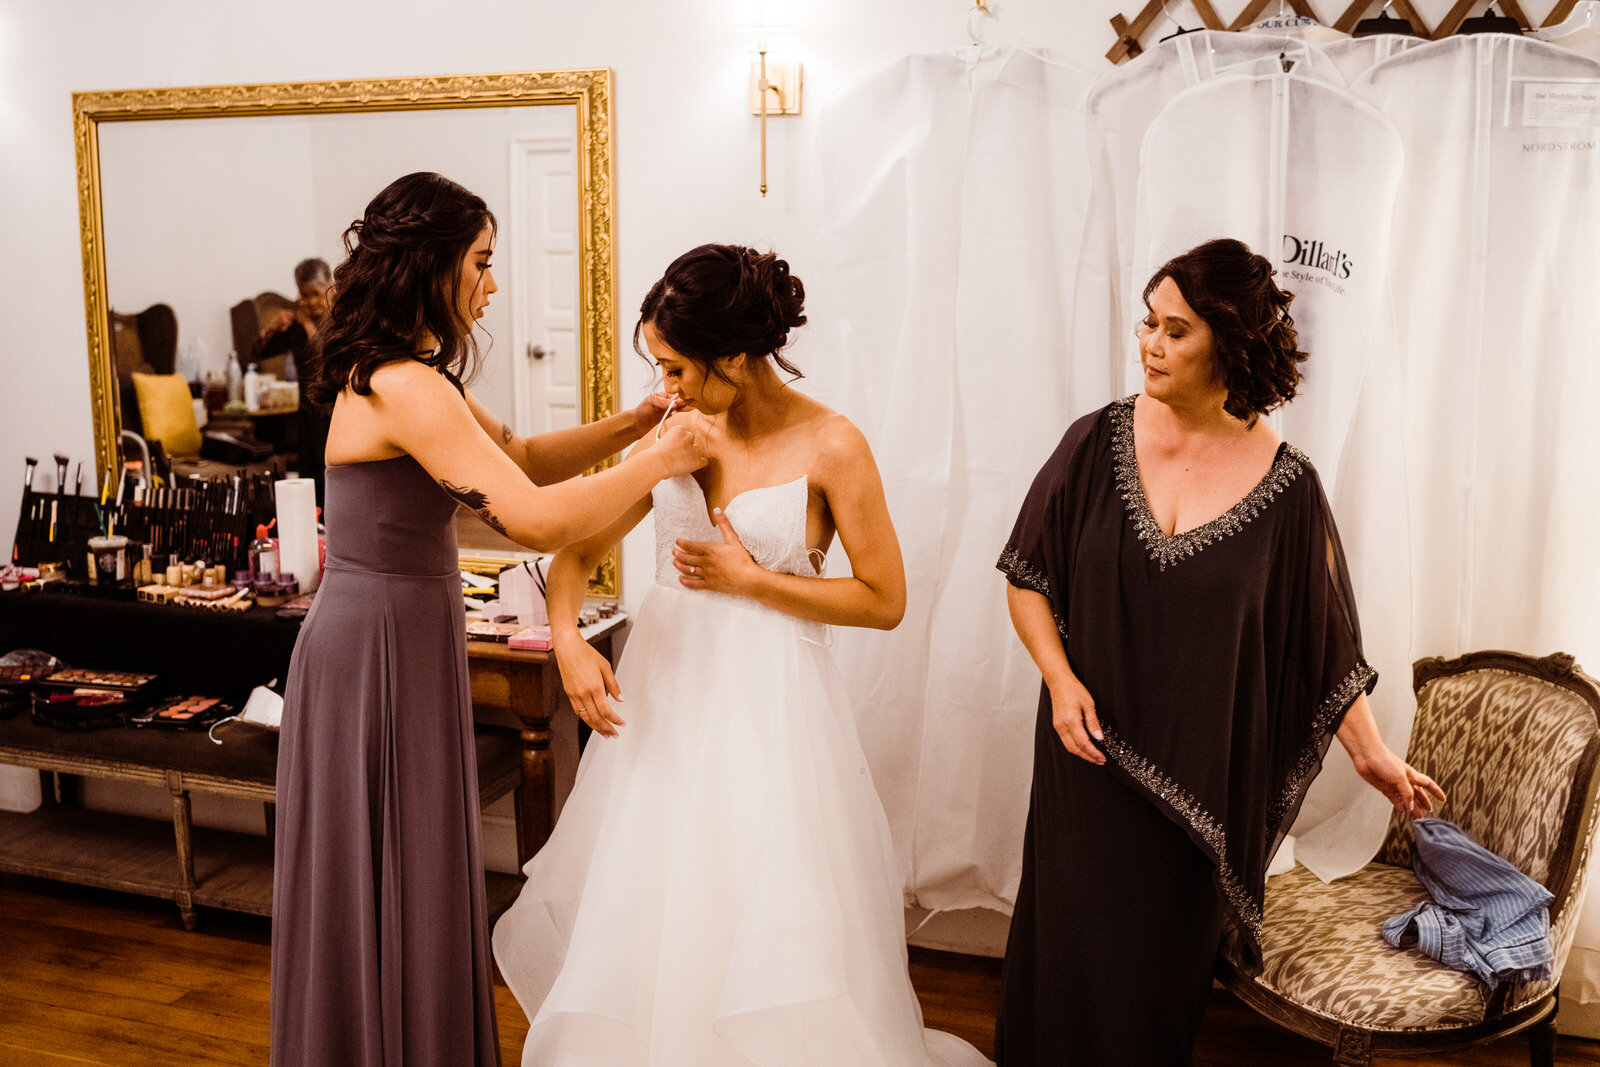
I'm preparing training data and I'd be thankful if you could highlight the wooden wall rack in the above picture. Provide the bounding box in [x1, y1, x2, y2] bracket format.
[1107, 0, 1583, 64]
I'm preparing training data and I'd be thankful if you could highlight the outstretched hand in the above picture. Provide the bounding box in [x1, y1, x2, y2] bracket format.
[673, 508, 760, 595]
[1353, 746, 1446, 816]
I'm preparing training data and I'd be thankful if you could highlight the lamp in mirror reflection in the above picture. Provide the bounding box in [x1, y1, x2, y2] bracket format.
[736, 2, 802, 197]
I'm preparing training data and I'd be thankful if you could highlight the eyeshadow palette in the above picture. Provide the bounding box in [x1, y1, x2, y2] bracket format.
[129, 695, 233, 730]
[465, 620, 524, 642]
[39, 668, 157, 691]
[0, 665, 48, 685]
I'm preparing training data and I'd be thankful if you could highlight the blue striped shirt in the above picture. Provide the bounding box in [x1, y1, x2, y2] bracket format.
[1381, 818, 1554, 989]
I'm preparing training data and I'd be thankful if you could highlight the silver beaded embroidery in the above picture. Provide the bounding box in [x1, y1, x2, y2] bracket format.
[1108, 395, 1306, 572]
[998, 547, 1068, 639]
[1101, 731, 1263, 936]
[1266, 662, 1378, 833]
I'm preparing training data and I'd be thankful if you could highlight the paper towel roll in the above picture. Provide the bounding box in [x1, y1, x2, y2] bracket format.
[275, 477, 321, 594]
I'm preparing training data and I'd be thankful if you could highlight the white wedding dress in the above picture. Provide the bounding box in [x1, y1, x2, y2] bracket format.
[492, 474, 992, 1067]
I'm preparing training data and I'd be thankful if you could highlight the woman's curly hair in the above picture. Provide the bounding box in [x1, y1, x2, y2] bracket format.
[1143, 238, 1307, 423]
[303, 172, 495, 407]
[633, 244, 807, 383]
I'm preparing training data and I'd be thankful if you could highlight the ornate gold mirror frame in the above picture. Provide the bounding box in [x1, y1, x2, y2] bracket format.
[73, 68, 622, 596]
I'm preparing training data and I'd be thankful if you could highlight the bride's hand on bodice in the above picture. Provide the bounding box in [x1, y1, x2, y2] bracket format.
[673, 508, 761, 595]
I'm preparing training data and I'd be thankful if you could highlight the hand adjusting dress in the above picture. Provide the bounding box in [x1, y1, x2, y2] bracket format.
[271, 454, 499, 1066]
[492, 474, 991, 1067]
[995, 396, 1374, 1065]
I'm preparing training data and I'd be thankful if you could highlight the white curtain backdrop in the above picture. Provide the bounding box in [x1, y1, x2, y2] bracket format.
[816, 45, 1096, 912]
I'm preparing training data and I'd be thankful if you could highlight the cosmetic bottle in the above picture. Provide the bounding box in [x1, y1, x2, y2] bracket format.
[243, 363, 261, 412]
[249, 524, 280, 582]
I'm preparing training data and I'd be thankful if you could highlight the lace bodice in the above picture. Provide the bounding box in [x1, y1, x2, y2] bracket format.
[652, 475, 817, 587]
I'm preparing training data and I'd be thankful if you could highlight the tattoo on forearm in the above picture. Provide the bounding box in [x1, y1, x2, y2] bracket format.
[500, 422, 514, 446]
[440, 480, 509, 537]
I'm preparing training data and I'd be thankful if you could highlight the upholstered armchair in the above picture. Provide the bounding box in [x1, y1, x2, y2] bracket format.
[1217, 650, 1600, 1066]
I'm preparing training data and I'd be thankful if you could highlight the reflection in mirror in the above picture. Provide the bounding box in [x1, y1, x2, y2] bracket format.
[75, 72, 620, 594]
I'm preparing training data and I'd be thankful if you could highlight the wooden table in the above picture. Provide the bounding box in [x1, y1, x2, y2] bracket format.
[0, 589, 624, 926]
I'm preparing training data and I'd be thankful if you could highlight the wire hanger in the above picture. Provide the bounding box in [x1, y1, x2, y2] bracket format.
[1157, 0, 1202, 42]
[967, 0, 995, 46]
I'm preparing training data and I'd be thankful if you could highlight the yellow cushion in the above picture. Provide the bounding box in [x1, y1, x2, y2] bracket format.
[132, 372, 202, 456]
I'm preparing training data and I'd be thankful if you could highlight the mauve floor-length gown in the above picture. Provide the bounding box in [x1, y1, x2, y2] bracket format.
[271, 454, 499, 1066]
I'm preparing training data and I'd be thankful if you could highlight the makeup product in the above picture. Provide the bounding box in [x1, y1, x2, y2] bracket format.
[465, 619, 524, 642]
[40, 668, 156, 692]
[130, 695, 232, 730]
[137, 583, 179, 603]
[508, 625, 553, 651]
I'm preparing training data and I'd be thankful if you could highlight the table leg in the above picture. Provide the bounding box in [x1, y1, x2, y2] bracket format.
[166, 770, 197, 930]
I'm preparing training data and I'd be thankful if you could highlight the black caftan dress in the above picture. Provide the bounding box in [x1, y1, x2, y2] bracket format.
[995, 396, 1374, 1066]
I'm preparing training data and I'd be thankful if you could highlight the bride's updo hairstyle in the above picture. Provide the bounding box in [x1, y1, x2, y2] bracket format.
[305, 171, 496, 407]
[1142, 237, 1308, 424]
[634, 244, 807, 382]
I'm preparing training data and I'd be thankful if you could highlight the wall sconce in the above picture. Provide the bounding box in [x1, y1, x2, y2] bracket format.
[738, 22, 802, 197]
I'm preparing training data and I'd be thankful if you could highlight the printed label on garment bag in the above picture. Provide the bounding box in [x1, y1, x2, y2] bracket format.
[1522, 82, 1600, 129]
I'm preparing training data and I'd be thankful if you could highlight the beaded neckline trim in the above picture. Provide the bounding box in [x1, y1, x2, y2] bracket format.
[1109, 395, 1305, 572]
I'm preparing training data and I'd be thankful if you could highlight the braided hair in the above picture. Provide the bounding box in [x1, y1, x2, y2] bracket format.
[1142, 238, 1308, 423]
[633, 244, 807, 383]
[303, 172, 495, 407]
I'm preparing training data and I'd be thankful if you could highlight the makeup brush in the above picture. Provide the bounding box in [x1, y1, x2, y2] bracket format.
[53, 454, 68, 496]
[23, 456, 37, 493]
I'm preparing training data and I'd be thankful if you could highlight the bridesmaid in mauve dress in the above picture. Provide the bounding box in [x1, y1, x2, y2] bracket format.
[269, 171, 705, 1066]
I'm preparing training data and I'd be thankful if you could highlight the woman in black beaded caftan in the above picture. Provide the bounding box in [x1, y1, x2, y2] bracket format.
[994, 238, 1445, 1066]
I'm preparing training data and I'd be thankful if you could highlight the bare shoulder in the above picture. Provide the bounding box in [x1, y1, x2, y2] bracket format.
[808, 410, 877, 477]
[364, 358, 461, 407]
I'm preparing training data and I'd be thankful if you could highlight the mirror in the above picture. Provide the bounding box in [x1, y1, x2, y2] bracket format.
[73, 70, 621, 596]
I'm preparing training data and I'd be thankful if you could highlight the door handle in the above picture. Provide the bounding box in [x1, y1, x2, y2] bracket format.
[528, 344, 549, 361]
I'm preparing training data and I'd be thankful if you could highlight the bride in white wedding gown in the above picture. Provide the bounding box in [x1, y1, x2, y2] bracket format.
[492, 244, 992, 1067]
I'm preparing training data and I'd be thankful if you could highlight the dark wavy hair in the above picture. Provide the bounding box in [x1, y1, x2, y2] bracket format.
[633, 244, 807, 383]
[1143, 238, 1307, 423]
[303, 172, 495, 407]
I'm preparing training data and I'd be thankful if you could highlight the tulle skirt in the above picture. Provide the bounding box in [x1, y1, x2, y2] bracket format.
[492, 585, 990, 1066]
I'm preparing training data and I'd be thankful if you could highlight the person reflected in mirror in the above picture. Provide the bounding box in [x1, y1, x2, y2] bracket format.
[270, 172, 705, 1067]
[490, 244, 991, 1066]
[255, 258, 333, 502]
[995, 238, 1445, 1066]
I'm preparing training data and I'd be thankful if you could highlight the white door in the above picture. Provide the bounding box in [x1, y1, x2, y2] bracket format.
[510, 136, 580, 435]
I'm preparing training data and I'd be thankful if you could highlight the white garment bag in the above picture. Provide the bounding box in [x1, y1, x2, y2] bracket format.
[1354, 35, 1600, 1033]
[1076, 31, 1343, 396]
[1129, 70, 1413, 882]
[1317, 35, 1428, 86]
[817, 46, 1096, 913]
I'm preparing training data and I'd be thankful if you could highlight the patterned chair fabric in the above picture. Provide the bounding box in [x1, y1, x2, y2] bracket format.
[1223, 652, 1600, 1055]
[1240, 864, 1489, 1030]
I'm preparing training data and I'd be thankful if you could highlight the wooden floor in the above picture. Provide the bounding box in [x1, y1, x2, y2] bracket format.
[2, 876, 1597, 1065]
